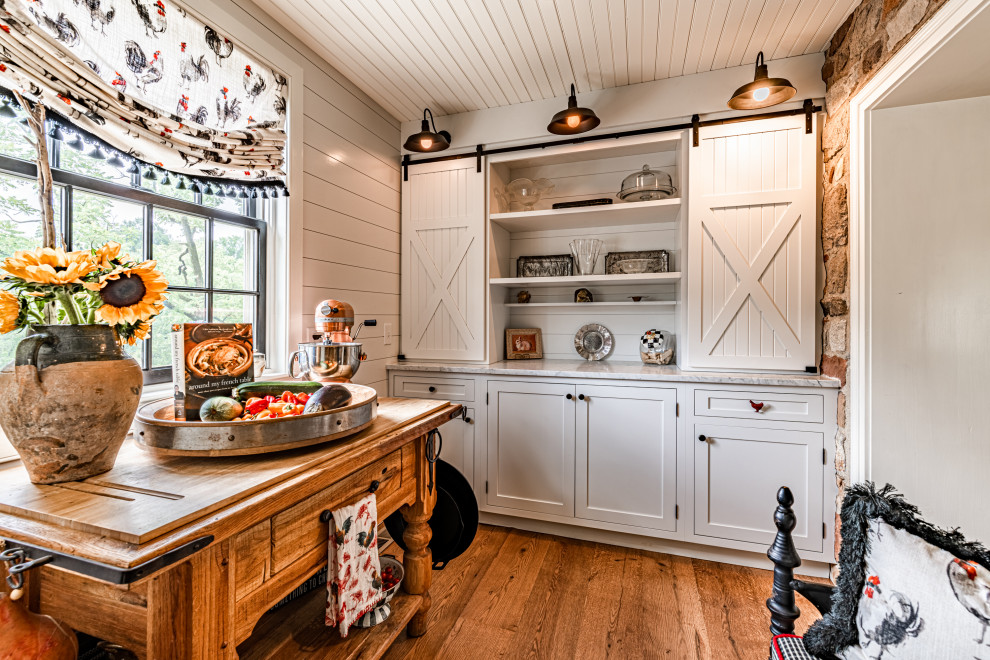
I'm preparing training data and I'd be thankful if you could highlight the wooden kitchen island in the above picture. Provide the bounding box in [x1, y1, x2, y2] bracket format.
[0, 397, 461, 659]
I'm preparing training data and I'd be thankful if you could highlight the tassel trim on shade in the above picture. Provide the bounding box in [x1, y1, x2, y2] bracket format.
[0, 87, 288, 198]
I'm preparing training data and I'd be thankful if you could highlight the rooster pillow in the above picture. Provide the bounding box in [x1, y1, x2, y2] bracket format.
[803, 485, 990, 660]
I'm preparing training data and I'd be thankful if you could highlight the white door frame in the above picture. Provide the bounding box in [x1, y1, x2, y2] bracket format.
[849, 0, 990, 483]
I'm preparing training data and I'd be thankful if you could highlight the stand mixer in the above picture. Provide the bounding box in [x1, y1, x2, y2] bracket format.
[289, 299, 376, 383]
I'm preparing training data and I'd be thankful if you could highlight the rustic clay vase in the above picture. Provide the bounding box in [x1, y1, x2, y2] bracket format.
[0, 325, 142, 484]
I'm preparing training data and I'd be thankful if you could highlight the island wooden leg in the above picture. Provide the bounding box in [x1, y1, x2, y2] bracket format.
[146, 541, 235, 659]
[401, 435, 435, 638]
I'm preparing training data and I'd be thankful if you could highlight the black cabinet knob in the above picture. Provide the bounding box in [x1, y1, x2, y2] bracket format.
[578, 394, 586, 401]
[428, 386, 436, 393]
[698, 434, 708, 443]
[566, 393, 573, 400]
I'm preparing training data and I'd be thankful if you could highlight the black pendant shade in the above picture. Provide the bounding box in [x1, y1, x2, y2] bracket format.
[404, 108, 451, 153]
[548, 84, 600, 135]
[727, 52, 796, 110]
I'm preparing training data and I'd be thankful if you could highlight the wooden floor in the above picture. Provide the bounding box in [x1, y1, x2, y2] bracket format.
[383, 525, 827, 660]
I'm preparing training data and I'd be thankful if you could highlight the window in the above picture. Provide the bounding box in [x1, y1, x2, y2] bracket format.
[0, 108, 268, 384]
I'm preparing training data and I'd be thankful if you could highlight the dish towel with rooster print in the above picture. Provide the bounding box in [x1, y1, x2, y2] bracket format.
[325, 494, 382, 637]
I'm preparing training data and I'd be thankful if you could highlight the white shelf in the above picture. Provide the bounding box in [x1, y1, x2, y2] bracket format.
[489, 198, 680, 232]
[490, 272, 681, 288]
[504, 301, 678, 308]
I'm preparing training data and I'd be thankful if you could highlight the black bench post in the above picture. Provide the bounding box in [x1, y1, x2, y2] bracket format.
[766, 486, 801, 636]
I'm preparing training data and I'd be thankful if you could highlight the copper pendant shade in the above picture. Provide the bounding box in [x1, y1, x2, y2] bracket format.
[404, 108, 451, 153]
[547, 84, 600, 135]
[727, 52, 796, 110]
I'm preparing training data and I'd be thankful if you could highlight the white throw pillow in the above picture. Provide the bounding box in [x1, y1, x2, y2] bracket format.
[853, 520, 990, 659]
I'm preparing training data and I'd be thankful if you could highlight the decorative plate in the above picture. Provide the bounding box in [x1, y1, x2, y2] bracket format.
[574, 323, 614, 361]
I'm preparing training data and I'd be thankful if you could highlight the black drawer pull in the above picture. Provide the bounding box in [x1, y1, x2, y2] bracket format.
[698, 434, 708, 443]
[578, 394, 586, 401]
[565, 393, 573, 400]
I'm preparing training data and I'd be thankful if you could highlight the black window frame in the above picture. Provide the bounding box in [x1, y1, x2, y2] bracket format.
[0, 145, 268, 385]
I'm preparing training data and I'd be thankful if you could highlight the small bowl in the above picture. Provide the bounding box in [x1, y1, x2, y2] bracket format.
[378, 556, 404, 604]
[628, 296, 649, 302]
[618, 259, 651, 274]
[354, 556, 405, 629]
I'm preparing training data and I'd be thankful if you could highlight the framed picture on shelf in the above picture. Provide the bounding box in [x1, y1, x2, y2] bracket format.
[505, 328, 544, 360]
[516, 255, 573, 278]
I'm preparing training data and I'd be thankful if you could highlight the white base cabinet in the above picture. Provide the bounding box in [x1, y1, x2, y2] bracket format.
[693, 423, 824, 553]
[576, 385, 677, 531]
[389, 366, 839, 567]
[486, 380, 575, 516]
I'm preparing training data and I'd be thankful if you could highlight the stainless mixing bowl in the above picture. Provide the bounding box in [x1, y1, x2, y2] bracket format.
[289, 341, 365, 382]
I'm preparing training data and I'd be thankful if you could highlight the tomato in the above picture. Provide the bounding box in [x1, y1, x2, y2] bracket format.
[245, 397, 264, 407]
[264, 395, 277, 404]
[280, 391, 298, 405]
[295, 392, 310, 404]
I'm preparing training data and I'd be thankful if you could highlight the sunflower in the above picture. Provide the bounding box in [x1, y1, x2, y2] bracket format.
[92, 241, 124, 269]
[84, 261, 169, 325]
[1, 247, 96, 285]
[121, 319, 152, 346]
[0, 290, 21, 334]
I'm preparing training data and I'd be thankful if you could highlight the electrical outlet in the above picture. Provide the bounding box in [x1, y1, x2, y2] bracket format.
[383, 323, 393, 345]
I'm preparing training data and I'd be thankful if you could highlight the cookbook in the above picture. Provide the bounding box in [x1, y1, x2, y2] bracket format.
[171, 323, 254, 420]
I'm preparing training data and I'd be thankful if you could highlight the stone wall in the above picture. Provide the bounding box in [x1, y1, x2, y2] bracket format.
[820, 0, 949, 552]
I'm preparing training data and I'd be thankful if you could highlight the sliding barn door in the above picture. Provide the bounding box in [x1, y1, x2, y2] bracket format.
[401, 159, 485, 361]
[687, 115, 818, 371]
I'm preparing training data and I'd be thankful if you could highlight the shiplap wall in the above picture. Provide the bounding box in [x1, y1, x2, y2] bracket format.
[229, 0, 401, 393]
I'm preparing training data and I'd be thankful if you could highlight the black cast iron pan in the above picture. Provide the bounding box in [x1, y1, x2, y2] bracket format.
[384, 459, 478, 569]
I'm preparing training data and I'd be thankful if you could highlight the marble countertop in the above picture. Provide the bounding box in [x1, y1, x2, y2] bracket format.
[386, 359, 840, 389]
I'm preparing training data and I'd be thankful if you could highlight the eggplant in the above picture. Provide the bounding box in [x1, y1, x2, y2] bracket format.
[303, 384, 353, 414]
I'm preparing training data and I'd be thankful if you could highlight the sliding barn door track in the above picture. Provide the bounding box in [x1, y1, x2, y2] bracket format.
[402, 99, 819, 180]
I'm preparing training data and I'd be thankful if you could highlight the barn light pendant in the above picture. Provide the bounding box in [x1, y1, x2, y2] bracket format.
[547, 84, 600, 135]
[403, 108, 450, 153]
[728, 52, 796, 110]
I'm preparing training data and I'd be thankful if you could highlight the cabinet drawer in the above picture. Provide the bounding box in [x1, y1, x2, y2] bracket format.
[393, 374, 475, 402]
[694, 389, 824, 424]
[269, 450, 403, 574]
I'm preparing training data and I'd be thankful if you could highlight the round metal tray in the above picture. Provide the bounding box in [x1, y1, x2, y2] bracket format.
[133, 383, 378, 457]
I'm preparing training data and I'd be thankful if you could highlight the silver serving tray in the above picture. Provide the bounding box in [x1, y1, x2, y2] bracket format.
[133, 383, 378, 456]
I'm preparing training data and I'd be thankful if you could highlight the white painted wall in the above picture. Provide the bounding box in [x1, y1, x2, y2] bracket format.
[217, 0, 402, 393]
[399, 53, 826, 154]
[868, 95, 990, 540]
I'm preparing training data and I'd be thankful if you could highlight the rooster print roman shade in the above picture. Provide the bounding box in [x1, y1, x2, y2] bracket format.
[0, 0, 286, 183]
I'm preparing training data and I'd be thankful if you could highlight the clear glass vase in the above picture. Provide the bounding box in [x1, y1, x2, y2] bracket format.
[569, 239, 604, 276]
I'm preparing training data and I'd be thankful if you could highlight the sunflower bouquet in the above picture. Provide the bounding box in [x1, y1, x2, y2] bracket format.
[0, 242, 169, 345]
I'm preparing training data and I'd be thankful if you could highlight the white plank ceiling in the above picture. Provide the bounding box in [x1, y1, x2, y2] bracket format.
[253, 0, 858, 122]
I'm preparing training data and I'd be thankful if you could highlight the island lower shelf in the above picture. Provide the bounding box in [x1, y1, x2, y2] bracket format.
[238, 587, 423, 659]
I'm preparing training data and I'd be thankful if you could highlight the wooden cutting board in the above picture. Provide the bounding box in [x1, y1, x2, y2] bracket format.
[0, 398, 447, 545]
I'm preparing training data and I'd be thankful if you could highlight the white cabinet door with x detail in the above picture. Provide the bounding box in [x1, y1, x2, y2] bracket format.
[401, 159, 486, 361]
[687, 115, 817, 371]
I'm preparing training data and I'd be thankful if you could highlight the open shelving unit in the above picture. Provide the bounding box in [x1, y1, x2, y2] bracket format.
[490, 272, 681, 288]
[489, 197, 680, 232]
[487, 132, 688, 363]
[504, 300, 678, 309]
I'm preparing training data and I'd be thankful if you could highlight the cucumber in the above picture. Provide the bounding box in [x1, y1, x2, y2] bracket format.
[233, 381, 324, 401]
